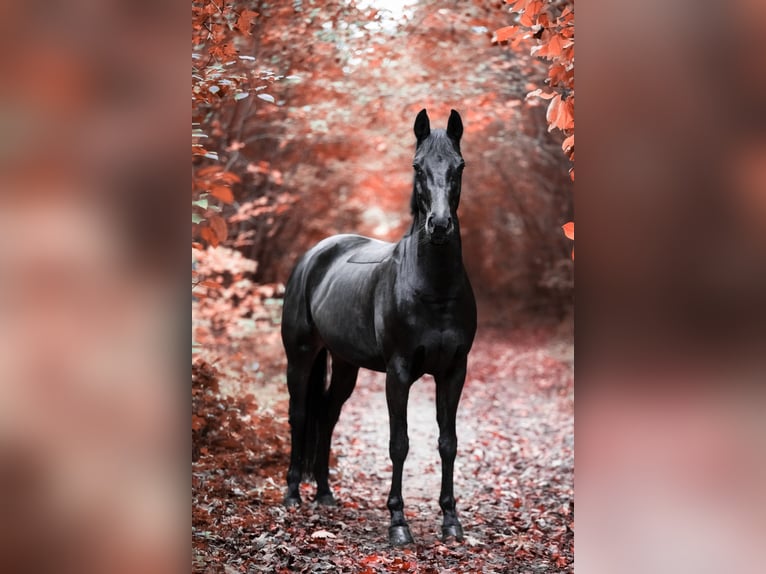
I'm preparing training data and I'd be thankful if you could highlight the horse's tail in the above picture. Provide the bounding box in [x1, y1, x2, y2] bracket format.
[301, 348, 328, 480]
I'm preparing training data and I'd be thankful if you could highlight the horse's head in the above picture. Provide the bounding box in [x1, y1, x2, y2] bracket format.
[411, 109, 465, 245]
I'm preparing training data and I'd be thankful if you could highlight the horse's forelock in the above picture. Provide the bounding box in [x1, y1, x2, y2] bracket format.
[416, 129, 461, 158]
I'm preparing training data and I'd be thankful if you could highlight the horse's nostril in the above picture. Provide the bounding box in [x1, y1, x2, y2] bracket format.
[432, 217, 450, 233]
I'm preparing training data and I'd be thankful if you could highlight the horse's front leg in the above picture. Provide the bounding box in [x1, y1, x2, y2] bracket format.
[435, 356, 467, 541]
[385, 361, 414, 545]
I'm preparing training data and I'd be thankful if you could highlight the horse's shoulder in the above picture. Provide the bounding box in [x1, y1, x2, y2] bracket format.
[345, 237, 395, 264]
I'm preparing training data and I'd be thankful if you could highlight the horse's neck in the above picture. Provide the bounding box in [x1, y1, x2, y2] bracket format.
[400, 222, 465, 297]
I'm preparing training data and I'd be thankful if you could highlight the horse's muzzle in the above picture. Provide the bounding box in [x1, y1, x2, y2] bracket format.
[427, 214, 453, 244]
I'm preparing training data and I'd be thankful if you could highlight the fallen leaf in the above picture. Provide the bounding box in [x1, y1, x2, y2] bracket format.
[465, 534, 482, 546]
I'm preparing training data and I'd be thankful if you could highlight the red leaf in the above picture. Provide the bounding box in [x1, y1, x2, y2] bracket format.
[519, 11, 535, 27]
[533, 33, 564, 59]
[527, 88, 557, 100]
[192, 414, 205, 431]
[561, 134, 574, 152]
[507, 0, 529, 12]
[209, 215, 228, 243]
[546, 94, 574, 131]
[219, 171, 241, 184]
[526, 0, 545, 18]
[197, 166, 222, 178]
[546, 95, 562, 126]
[200, 226, 218, 247]
[562, 221, 574, 240]
[210, 185, 234, 204]
[494, 26, 518, 44]
[235, 10, 258, 36]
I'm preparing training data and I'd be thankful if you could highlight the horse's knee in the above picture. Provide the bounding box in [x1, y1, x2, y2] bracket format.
[438, 435, 457, 459]
[389, 436, 409, 461]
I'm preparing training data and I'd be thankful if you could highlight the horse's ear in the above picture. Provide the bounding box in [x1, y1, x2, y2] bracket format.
[414, 109, 430, 144]
[447, 109, 463, 143]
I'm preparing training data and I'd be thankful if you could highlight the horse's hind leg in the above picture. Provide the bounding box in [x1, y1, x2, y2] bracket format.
[283, 346, 319, 506]
[314, 356, 358, 505]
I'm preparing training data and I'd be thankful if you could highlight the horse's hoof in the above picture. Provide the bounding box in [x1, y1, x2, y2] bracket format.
[283, 495, 301, 507]
[442, 523, 464, 541]
[315, 493, 337, 506]
[389, 524, 414, 546]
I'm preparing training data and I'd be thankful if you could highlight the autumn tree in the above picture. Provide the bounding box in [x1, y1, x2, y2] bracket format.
[192, 0, 270, 250]
[496, 0, 574, 251]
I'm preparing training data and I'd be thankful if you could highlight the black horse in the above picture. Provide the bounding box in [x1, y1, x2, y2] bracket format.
[281, 109, 477, 546]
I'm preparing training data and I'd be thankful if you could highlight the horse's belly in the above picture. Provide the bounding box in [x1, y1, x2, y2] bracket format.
[310, 289, 385, 372]
[318, 324, 385, 372]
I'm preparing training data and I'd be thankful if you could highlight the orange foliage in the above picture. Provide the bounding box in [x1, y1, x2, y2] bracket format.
[496, 0, 574, 244]
[562, 221, 574, 259]
[192, 1, 265, 250]
[235, 9, 259, 36]
[497, 0, 574, 157]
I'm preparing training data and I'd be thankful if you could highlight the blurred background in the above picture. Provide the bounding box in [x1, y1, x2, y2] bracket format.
[0, 0, 762, 571]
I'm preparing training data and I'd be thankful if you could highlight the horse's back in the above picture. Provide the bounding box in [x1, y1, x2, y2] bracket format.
[292, 234, 395, 283]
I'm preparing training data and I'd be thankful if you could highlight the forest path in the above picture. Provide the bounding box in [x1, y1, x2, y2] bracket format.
[329, 326, 574, 566]
[193, 323, 573, 573]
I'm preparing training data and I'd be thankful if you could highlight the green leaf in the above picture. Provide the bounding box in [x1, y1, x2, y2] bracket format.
[193, 197, 208, 210]
[192, 213, 204, 224]
[234, 92, 249, 101]
[208, 85, 220, 94]
[257, 93, 275, 104]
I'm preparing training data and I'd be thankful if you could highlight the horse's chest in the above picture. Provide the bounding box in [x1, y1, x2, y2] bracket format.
[410, 326, 463, 375]
[406, 301, 471, 371]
